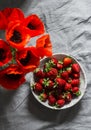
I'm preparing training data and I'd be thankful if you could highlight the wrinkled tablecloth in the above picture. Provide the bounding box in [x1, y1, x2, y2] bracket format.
[0, 0, 91, 130]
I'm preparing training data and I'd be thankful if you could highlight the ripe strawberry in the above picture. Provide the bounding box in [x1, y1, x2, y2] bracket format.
[72, 87, 81, 96]
[43, 62, 50, 71]
[34, 82, 43, 93]
[72, 63, 80, 73]
[34, 68, 45, 78]
[48, 80, 54, 89]
[55, 77, 66, 88]
[71, 79, 80, 86]
[56, 99, 65, 107]
[58, 93, 65, 99]
[39, 78, 44, 85]
[68, 77, 72, 83]
[43, 58, 58, 71]
[50, 57, 58, 67]
[54, 88, 63, 99]
[73, 73, 80, 78]
[61, 71, 69, 81]
[64, 83, 72, 91]
[63, 57, 72, 67]
[44, 79, 54, 90]
[65, 92, 72, 102]
[57, 62, 63, 70]
[50, 90, 59, 100]
[66, 67, 72, 75]
[48, 95, 56, 106]
[72, 86, 79, 93]
[46, 68, 58, 79]
[39, 93, 48, 102]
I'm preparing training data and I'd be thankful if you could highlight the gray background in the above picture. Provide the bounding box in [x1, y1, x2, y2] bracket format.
[0, 0, 91, 130]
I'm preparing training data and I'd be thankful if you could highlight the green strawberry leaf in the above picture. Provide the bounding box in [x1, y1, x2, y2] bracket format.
[58, 60, 63, 64]
[75, 91, 81, 96]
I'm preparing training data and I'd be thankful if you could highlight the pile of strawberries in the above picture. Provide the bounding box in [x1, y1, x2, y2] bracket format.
[32, 56, 81, 108]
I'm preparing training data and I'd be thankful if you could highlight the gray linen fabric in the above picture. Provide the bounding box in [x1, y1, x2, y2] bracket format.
[0, 0, 91, 130]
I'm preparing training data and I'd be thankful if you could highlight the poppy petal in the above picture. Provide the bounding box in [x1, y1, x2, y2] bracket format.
[1, 8, 13, 17]
[16, 47, 40, 72]
[36, 34, 52, 58]
[6, 21, 31, 50]
[0, 64, 25, 89]
[8, 8, 24, 22]
[0, 11, 7, 30]
[1, 8, 24, 29]
[23, 14, 45, 37]
[0, 39, 12, 67]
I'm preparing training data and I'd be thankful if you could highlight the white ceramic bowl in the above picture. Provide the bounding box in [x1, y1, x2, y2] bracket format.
[30, 53, 87, 110]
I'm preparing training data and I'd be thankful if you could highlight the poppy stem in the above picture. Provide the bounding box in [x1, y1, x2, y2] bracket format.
[0, 63, 9, 70]
[10, 47, 17, 64]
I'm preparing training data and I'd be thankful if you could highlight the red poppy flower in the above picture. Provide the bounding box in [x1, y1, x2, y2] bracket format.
[23, 14, 45, 37]
[0, 8, 24, 30]
[0, 64, 25, 89]
[16, 47, 40, 73]
[6, 21, 31, 50]
[0, 39, 12, 67]
[36, 34, 52, 58]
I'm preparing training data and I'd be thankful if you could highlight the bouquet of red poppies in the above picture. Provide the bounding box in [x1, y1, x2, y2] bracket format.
[0, 8, 52, 90]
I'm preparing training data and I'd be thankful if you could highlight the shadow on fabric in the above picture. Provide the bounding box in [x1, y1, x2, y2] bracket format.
[0, 88, 18, 115]
[27, 90, 82, 124]
[0, 81, 30, 115]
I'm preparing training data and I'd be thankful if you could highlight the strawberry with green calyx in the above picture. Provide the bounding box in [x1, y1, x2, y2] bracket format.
[39, 78, 45, 86]
[34, 68, 45, 78]
[45, 67, 58, 79]
[72, 63, 80, 73]
[71, 79, 80, 86]
[61, 71, 69, 81]
[72, 86, 81, 96]
[48, 90, 57, 100]
[43, 62, 51, 72]
[75, 91, 81, 96]
[58, 93, 66, 100]
[66, 67, 72, 75]
[33, 82, 43, 93]
[72, 86, 79, 93]
[50, 89, 63, 100]
[68, 77, 72, 83]
[56, 99, 65, 107]
[43, 58, 57, 72]
[55, 77, 66, 88]
[57, 63, 63, 70]
[38, 78, 51, 89]
[43, 78, 54, 90]
[56, 60, 63, 70]
[39, 92, 48, 102]
[49, 57, 58, 67]
[63, 57, 72, 67]
[65, 92, 72, 102]
[48, 94, 56, 106]
[64, 83, 72, 91]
